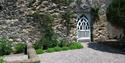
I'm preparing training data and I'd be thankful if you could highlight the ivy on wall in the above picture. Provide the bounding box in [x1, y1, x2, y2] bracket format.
[29, 11, 74, 49]
[62, 10, 74, 36]
[29, 12, 59, 49]
[27, 0, 76, 49]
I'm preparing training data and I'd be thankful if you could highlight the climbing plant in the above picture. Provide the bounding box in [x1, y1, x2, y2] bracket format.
[62, 10, 74, 36]
[31, 12, 59, 49]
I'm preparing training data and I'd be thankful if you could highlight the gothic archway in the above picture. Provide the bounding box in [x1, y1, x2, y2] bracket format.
[76, 14, 91, 42]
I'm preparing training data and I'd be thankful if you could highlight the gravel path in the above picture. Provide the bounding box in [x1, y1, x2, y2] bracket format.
[4, 54, 28, 62]
[38, 43, 125, 63]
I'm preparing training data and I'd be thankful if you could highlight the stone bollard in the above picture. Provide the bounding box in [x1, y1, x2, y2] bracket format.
[27, 42, 40, 63]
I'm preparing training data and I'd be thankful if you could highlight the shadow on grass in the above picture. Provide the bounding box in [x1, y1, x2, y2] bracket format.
[88, 42, 125, 55]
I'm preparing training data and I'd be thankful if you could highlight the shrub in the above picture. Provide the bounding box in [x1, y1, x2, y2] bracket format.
[36, 49, 44, 54]
[62, 47, 69, 50]
[46, 47, 62, 53]
[34, 37, 59, 50]
[46, 48, 55, 53]
[0, 38, 12, 56]
[69, 42, 83, 49]
[37, 42, 83, 53]
[54, 46, 62, 51]
[33, 41, 43, 49]
[0, 57, 5, 63]
[32, 12, 59, 50]
[14, 43, 26, 53]
[62, 11, 74, 36]
[58, 39, 70, 47]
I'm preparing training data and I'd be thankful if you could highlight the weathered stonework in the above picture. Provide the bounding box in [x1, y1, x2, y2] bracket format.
[71, 0, 125, 42]
[26, 0, 77, 41]
[93, 13, 109, 41]
[92, 0, 124, 42]
[0, 0, 76, 43]
[0, 0, 124, 44]
[0, 0, 41, 43]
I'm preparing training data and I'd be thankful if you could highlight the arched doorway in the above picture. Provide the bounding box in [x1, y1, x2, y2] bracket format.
[76, 14, 91, 42]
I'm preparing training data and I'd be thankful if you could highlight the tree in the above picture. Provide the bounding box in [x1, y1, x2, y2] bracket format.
[107, 0, 125, 28]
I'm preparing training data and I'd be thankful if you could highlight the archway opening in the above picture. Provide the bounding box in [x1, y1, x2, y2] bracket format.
[76, 14, 91, 42]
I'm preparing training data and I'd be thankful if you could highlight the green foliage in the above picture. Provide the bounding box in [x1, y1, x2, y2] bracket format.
[58, 39, 70, 47]
[62, 11, 74, 36]
[32, 12, 58, 49]
[62, 47, 69, 50]
[91, 7, 99, 20]
[46, 48, 56, 53]
[36, 42, 83, 53]
[107, 0, 125, 27]
[46, 42, 83, 52]
[14, 43, 26, 53]
[0, 57, 5, 63]
[31, 8, 83, 53]
[69, 42, 83, 49]
[36, 49, 45, 54]
[33, 41, 43, 49]
[46, 47, 62, 53]
[54, 46, 62, 51]
[0, 38, 12, 56]
[38, 37, 58, 49]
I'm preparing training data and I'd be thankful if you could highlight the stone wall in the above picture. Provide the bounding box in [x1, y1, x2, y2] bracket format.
[92, 0, 125, 42]
[26, 0, 77, 41]
[107, 23, 124, 40]
[71, 0, 125, 42]
[0, 0, 76, 43]
[0, 0, 41, 43]
[93, 14, 109, 41]
[0, 0, 124, 43]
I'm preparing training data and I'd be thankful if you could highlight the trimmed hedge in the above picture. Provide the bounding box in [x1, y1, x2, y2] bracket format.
[69, 42, 83, 49]
[36, 42, 83, 54]
[36, 49, 45, 54]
